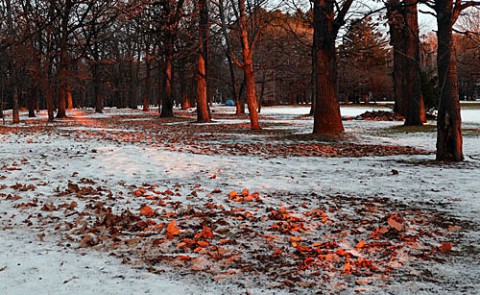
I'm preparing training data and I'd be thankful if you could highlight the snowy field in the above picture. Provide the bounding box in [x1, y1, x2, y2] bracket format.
[1, 105, 479, 295]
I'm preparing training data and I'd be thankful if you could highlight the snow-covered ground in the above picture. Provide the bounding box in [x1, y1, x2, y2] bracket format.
[1, 105, 479, 295]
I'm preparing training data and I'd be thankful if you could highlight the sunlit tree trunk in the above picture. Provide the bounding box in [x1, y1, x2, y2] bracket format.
[238, 0, 260, 130]
[66, 82, 73, 109]
[196, 0, 211, 123]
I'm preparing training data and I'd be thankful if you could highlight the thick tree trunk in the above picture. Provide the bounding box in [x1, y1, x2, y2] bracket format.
[404, 0, 426, 126]
[435, 0, 463, 161]
[387, 0, 426, 124]
[94, 79, 103, 113]
[66, 83, 73, 109]
[196, 0, 211, 123]
[312, 0, 344, 134]
[387, 0, 408, 116]
[238, 0, 260, 130]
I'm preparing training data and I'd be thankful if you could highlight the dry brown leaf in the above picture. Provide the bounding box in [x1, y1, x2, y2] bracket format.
[387, 217, 403, 231]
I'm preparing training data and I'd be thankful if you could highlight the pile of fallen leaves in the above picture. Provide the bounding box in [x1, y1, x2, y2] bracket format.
[355, 111, 405, 121]
[1, 177, 467, 293]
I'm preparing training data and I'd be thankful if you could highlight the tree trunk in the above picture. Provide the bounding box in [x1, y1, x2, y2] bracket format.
[28, 83, 37, 117]
[238, 0, 260, 130]
[160, 52, 175, 118]
[196, 0, 211, 123]
[66, 82, 73, 109]
[94, 64, 103, 113]
[435, 0, 463, 161]
[12, 86, 20, 124]
[312, 0, 344, 134]
[404, 0, 426, 126]
[143, 51, 151, 112]
[387, 0, 408, 117]
[258, 70, 266, 113]
[236, 77, 246, 115]
[218, 0, 239, 113]
[56, 2, 71, 119]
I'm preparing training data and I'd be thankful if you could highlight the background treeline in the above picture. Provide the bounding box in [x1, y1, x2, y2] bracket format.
[0, 1, 478, 117]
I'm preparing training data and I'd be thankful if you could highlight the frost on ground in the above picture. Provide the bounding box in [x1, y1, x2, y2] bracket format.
[0, 105, 479, 295]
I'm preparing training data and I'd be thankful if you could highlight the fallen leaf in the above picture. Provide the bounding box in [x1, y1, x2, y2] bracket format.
[387, 217, 403, 231]
[197, 241, 210, 247]
[140, 205, 155, 217]
[195, 224, 214, 240]
[166, 220, 180, 239]
[355, 240, 366, 249]
[342, 257, 352, 273]
[439, 242, 453, 252]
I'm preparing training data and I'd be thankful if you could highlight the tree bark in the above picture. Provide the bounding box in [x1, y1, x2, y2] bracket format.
[143, 50, 151, 112]
[12, 86, 20, 124]
[56, 0, 72, 119]
[238, 0, 260, 130]
[196, 0, 211, 123]
[160, 49, 175, 118]
[403, 0, 426, 125]
[312, 0, 344, 134]
[387, 0, 426, 124]
[435, 0, 463, 161]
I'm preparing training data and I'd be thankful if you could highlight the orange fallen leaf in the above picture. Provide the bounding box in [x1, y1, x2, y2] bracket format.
[439, 242, 453, 252]
[197, 241, 210, 247]
[355, 240, 366, 249]
[342, 257, 352, 273]
[241, 189, 249, 196]
[196, 224, 214, 240]
[290, 236, 303, 243]
[166, 220, 180, 239]
[228, 191, 237, 198]
[140, 205, 155, 217]
[134, 189, 145, 196]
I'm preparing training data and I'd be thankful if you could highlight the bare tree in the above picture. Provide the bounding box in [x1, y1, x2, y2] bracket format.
[428, 0, 480, 161]
[311, 0, 354, 134]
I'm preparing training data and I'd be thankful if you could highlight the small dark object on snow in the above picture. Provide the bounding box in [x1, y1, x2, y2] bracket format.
[391, 169, 399, 175]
